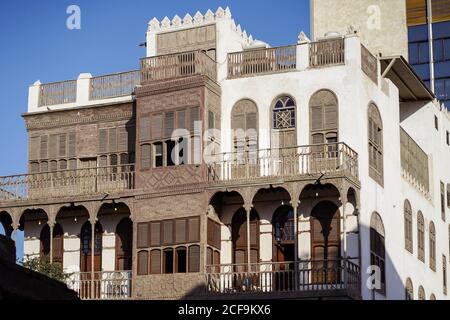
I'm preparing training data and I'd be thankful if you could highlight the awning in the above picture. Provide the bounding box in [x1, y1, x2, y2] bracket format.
[380, 56, 435, 101]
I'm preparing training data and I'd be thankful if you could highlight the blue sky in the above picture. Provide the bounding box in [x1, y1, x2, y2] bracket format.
[0, 0, 310, 260]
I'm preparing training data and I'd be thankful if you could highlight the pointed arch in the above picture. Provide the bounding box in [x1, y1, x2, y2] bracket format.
[368, 102, 384, 185]
[271, 95, 297, 149]
[404, 200, 413, 253]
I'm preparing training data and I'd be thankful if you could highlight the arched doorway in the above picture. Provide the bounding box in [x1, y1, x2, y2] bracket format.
[115, 217, 132, 271]
[231, 208, 259, 272]
[310, 201, 340, 283]
[39, 223, 64, 264]
[0, 211, 13, 238]
[272, 205, 295, 263]
[80, 221, 103, 273]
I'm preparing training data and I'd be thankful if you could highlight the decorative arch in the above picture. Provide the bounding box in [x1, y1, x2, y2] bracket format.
[417, 211, 425, 262]
[368, 103, 384, 185]
[429, 221, 436, 271]
[231, 99, 259, 152]
[404, 200, 413, 253]
[0, 211, 13, 238]
[370, 212, 386, 294]
[271, 95, 297, 149]
[309, 89, 338, 147]
[405, 277, 414, 300]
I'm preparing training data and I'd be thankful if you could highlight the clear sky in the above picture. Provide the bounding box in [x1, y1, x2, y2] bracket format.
[0, 0, 310, 260]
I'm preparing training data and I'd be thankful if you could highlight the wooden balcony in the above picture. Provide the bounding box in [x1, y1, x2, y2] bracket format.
[227, 45, 297, 79]
[89, 70, 141, 100]
[67, 271, 132, 300]
[309, 38, 345, 68]
[207, 142, 359, 186]
[0, 165, 135, 202]
[140, 50, 217, 84]
[205, 259, 361, 299]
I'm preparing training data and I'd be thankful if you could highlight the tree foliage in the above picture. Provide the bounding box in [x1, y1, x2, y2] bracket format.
[21, 255, 71, 283]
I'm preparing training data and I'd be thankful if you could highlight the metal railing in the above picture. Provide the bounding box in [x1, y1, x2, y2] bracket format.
[207, 142, 359, 183]
[361, 44, 378, 84]
[205, 259, 360, 299]
[0, 164, 135, 201]
[38, 80, 77, 107]
[89, 70, 140, 100]
[67, 271, 132, 300]
[227, 45, 297, 79]
[309, 38, 345, 68]
[140, 50, 217, 83]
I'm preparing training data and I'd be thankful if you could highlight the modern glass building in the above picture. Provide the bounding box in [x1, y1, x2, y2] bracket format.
[407, 0, 450, 109]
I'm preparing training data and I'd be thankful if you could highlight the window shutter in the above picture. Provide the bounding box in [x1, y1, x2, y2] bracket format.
[50, 160, 57, 172]
[118, 127, 128, 152]
[246, 112, 257, 131]
[49, 134, 58, 158]
[151, 114, 163, 140]
[150, 249, 161, 274]
[150, 222, 161, 247]
[235, 250, 245, 265]
[140, 144, 151, 169]
[175, 219, 186, 244]
[324, 104, 338, 129]
[140, 116, 150, 141]
[213, 250, 220, 265]
[188, 217, 200, 243]
[165, 112, 174, 138]
[177, 110, 186, 130]
[68, 133, 76, 157]
[108, 128, 117, 152]
[99, 129, 108, 154]
[137, 223, 149, 248]
[188, 245, 200, 272]
[29, 137, 40, 161]
[99, 155, 108, 167]
[68, 159, 77, 170]
[40, 161, 48, 173]
[190, 107, 200, 133]
[40, 135, 48, 159]
[162, 220, 174, 245]
[58, 134, 67, 157]
[207, 247, 213, 265]
[311, 105, 323, 131]
[137, 251, 149, 275]
[233, 114, 245, 131]
[59, 160, 67, 170]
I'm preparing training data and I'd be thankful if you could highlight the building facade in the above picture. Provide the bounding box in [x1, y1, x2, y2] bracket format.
[1, 6, 450, 300]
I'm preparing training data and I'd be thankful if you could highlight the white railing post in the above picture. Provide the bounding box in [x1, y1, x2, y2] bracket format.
[76, 73, 92, 105]
[28, 80, 41, 112]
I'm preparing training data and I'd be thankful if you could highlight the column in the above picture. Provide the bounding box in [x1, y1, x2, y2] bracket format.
[244, 205, 252, 272]
[90, 219, 95, 295]
[49, 223, 54, 264]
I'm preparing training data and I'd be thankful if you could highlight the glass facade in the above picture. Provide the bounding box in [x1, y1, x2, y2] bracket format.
[407, 1, 450, 109]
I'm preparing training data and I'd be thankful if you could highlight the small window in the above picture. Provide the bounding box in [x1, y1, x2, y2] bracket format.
[163, 248, 174, 274]
[141, 144, 151, 170]
[153, 143, 163, 168]
[188, 245, 200, 273]
[404, 200, 413, 253]
[405, 278, 414, 300]
[430, 222, 436, 271]
[30, 162, 40, 174]
[446, 131, 449, 146]
[273, 96, 296, 129]
[176, 247, 187, 273]
[441, 182, 446, 222]
[150, 249, 161, 274]
[418, 286, 425, 300]
[166, 140, 175, 167]
[137, 223, 149, 248]
[137, 250, 149, 275]
[370, 212, 386, 294]
[418, 211, 425, 262]
[435, 115, 439, 130]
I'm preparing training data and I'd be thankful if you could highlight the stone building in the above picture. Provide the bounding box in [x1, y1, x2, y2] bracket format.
[1, 6, 450, 300]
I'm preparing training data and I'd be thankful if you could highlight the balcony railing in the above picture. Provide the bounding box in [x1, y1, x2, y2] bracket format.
[140, 50, 217, 84]
[38, 80, 77, 107]
[205, 259, 360, 299]
[67, 271, 132, 300]
[207, 142, 359, 184]
[227, 45, 297, 79]
[0, 164, 135, 201]
[89, 70, 141, 100]
[309, 38, 345, 68]
[361, 44, 378, 84]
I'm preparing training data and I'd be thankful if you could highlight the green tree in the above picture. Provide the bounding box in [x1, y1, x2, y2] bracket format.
[21, 255, 71, 283]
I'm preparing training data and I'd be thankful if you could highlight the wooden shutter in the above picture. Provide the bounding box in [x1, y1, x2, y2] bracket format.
[162, 220, 174, 245]
[29, 137, 40, 161]
[99, 155, 108, 167]
[59, 160, 67, 170]
[207, 247, 213, 265]
[150, 222, 161, 247]
[108, 128, 117, 152]
[177, 110, 186, 130]
[99, 129, 108, 154]
[137, 251, 149, 275]
[118, 127, 128, 152]
[68, 159, 77, 170]
[188, 217, 200, 243]
[188, 245, 200, 272]
[175, 219, 187, 244]
[50, 160, 57, 172]
[246, 112, 257, 131]
[311, 105, 323, 131]
[324, 104, 338, 129]
[233, 114, 245, 131]
[40, 135, 48, 159]
[235, 250, 246, 265]
[137, 223, 149, 248]
[190, 107, 200, 133]
[165, 112, 174, 138]
[140, 144, 151, 169]
[140, 116, 150, 141]
[49, 134, 58, 158]
[151, 114, 162, 140]
[213, 250, 220, 265]
[40, 161, 48, 173]
[150, 249, 161, 274]
[68, 133, 76, 157]
[58, 134, 66, 157]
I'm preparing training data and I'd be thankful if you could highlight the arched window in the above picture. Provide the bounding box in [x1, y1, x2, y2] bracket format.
[429, 221, 436, 271]
[272, 96, 297, 149]
[430, 293, 436, 300]
[309, 90, 338, 148]
[370, 212, 386, 294]
[368, 103, 383, 185]
[404, 200, 413, 253]
[418, 211, 425, 262]
[80, 221, 103, 272]
[115, 218, 133, 271]
[418, 285, 426, 300]
[231, 99, 258, 153]
[447, 184, 450, 208]
[405, 277, 414, 300]
[137, 250, 149, 275]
